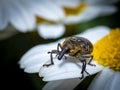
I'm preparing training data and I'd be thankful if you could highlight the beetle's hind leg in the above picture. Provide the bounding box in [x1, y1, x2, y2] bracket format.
[88, 55, 96, 66]
[43, 50, 59, 67]
[80, 59, 87, 79]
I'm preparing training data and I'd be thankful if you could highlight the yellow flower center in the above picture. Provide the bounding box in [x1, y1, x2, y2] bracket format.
[36, 16, 55, 24]
[64, 3, 88, 16]
[92, 29, 120, 71]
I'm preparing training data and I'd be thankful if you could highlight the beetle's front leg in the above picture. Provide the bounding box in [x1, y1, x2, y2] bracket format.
[43, 50, 58, 67]
[54, 43, 62, 57]
[57, 43, 63, 52]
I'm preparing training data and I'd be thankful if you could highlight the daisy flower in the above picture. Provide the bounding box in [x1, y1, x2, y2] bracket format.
[0, 0, 36, 31]
[88, 29, 120, 90]
[0, 0, 118, 39]
[0, 0, 37, 40]
[63, 0, 119, 24]
[19, 26, 117, 90]
[0, 0, 65, 39]
[37, 0, 119, 39]
[42, 28, 120, 90]
[0, 0, 81, 39]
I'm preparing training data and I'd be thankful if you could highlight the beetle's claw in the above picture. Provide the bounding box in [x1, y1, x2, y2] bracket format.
[88, 63, 96, 67]
[48, 52, 51, 54]
[64, 56, 67, 60]
[43, 63, 53, 67]
[85, 70, 90, 75]
[79, 74, 84, 79]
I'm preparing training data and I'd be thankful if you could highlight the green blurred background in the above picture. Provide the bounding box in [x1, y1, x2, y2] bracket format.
[1, 2, 120, 90]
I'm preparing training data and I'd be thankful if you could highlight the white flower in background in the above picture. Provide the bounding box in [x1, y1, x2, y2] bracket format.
[35, 0, 81, 39]
[0, 0, 119, 39]
[0, 0, 36, 40]
[64, 0, 117, 24]
[0, 0, 34, 40]
[37, 0, 119, 39]
[0, 0, 80, 39]
[63, 0, 119, 24]
[37, 24, 65, 39]
[19, 26, 120, 90]
[0, 0, 36, 31]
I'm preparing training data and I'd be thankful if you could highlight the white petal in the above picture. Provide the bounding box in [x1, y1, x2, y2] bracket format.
[110, 72, 120, 90]
[20, 53, 49, 69]
[55, 0, 80, 8]
[94, 5, 117, 16]
[38, 24, 65, 39]
[64, 5, 117, 24]
[88, 68, 115, 90]
[39, 56, 103, 81]
[34, 0, 65, 21]
[16, 0, 36, 31]
[18, 0, 36, 14]
[76, 26, 110, 44]
[39, 57, 83, 80]
[0, 1, 8, 30]
[86, 0, 119, 5]
[19, 45, 55, 63]
[85, 61, 104, 74]
[104, 72, 120, 90]
[19, 43, 56, 64]
[24, 65, 42, 73]
[7, 1, 35, 32]
[42, 78, 82, 90]
[19, 43, 57, 73]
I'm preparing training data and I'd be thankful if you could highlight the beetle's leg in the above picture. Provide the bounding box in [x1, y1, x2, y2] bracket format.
[88, 55, 96, 66]
[64, 56, 67, 60]
[79, 55, 90, 78]
[81, 55, 95, 66]
[80, 59, 87, 79]
[57, 43, 63, 51]
[43, 50, 58, 67]
[54, 43, 62, 57]
[85, 70, 90, 75]
[48, 50, 59, 54]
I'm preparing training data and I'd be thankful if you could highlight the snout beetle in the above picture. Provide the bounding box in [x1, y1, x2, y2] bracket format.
[43, 36, 95, 79]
